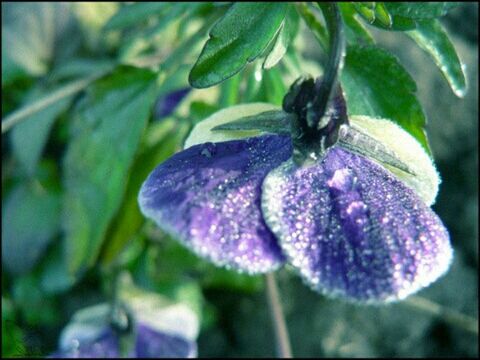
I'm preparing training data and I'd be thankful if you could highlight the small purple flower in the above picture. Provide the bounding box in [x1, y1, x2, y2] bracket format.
[51, 327, 120, 358]
[138, 81, 453, 303]
[154, 88, 191, 119]
[51, 302, 197, 358]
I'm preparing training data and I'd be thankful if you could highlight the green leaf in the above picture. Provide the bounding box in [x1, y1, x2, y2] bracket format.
[212, 109, 292, 133]
[101, 120, 187, 266]
[103, 2, 170, 30]
[374, 3, 393, 27]
[252, 67, 286, 106]
[341, 44, 431, 155]
[295, 2, 328, 50]
[384, 2, 461, 19]
[39, 244, 76, 294]
[263, 6, 300, 69]
[162, 21, 214, 73]
[12, 274, 60, 326]
[50, 58, 117, 81]
[2, 182, 61, 275]
[1, 3, 74, 85]
[2, 72, 109, 134]
[11, 88, 72, 175]
[339, 3, 375, 45]
[406, 19, 467, 97]
[118, 3, 202, 63]
[2, 298, 26, 358]
[354, 3, 417, 31]
[63, 67, 158, 276]
[219, 72, 242, 107]
[189, 3, 288, 88]
[71, 2, 119, 49]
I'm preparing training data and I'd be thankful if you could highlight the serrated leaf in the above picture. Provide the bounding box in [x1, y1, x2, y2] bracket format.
[339, 3, 375, 45]
[63, 67, 158, 276]
[189, 3, 287, 88]
[263, 6, 300, 69]
[1, 183, 61, 275]
[103, 2, 170, 30]
[406, 19, 467, 97]
[340, 45, 431, 155]
[11, 88, 72, 175]
[385, 2, 461, 19]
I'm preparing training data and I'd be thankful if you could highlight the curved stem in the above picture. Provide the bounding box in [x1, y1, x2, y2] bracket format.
[311, 2, 346, 130]
[1, 72, 107, 134]
[266, 273, 292, 358]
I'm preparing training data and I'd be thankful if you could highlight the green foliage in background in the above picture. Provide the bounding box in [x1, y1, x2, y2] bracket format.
[1, 2, 477, 357]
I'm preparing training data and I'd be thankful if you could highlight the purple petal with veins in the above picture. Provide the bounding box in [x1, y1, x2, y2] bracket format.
[262, 146, 453, 303]
[138, 135, 292, 273]
[134, 323, 197, 358]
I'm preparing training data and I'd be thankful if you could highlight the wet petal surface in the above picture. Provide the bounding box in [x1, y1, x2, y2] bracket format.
[262, 146, 452, 303]
[139, 135, 292, 273]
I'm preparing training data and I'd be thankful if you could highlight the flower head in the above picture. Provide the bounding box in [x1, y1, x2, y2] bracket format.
[138, 81, 452, 303]
[51, 281, 199, 358]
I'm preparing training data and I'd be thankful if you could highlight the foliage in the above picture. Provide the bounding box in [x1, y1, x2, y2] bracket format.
[1, 2, 477, 357]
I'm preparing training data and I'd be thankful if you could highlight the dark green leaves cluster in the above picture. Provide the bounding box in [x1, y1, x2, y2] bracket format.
[187, 2, 465, 152]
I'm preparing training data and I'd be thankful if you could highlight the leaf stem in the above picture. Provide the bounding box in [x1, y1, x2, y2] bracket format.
[266, 272, 292, 358]
[1, 71, 108, 134]
[404, 295, 478, 335]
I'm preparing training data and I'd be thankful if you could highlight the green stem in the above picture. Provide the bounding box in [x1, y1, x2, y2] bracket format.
[404, 295, 478, 335]
[311, 2, 346, 130]
[1, 71, 108, 134]
[266, 273, 292, 358]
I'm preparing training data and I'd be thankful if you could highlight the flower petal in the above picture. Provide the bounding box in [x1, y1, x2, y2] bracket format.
[262, 147, 453, 303]
[139, 135, 292, 273]
[51, 327, 119, 358]
[184, 103, 279, 148]
[154, 88, 191, 119]
[134, 323, 197, 358]
[349, 115, 440, 205]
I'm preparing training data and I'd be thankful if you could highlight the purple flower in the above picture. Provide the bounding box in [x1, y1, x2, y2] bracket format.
[154, 88, 191, 119]
[138, 85, 453, 303]
[51, 302, 197, 358]
[51, 327, 120, 358]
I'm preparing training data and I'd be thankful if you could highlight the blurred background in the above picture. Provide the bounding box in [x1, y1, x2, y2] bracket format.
[2, 2, 478, 357]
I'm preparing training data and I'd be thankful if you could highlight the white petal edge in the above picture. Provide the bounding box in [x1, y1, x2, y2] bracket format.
[183, 102, 280, 148]
[350, 115, 440, 206]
